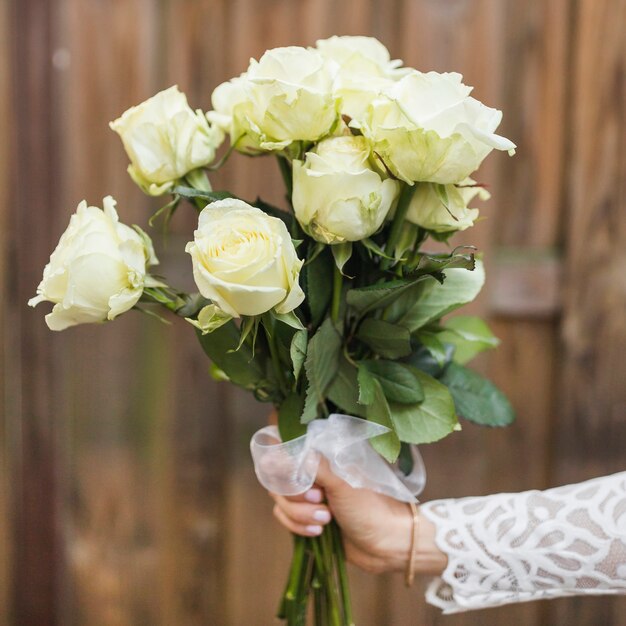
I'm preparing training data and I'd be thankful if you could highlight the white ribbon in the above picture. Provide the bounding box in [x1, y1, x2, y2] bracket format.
[250, 413, 426, 503]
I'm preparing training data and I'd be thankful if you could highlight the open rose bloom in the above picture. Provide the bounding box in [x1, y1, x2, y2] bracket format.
[29, 196, 158, 330]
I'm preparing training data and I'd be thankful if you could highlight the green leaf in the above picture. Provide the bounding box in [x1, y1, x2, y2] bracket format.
[366, 378, 401, 463]
[278, 393, 307, 441]
[440, 362, 515, 427]
[301, 319, 342, 423]
[326, 357, 366, 417]
[439, 316, 500, 365]
[209, 362, 229, 382]
[148, 196, 180, 227]
[398, 443, 414, 476]
[359, 360, 424, 404]
[406, 247, 476, 276]
[175, 293, 211, 318]
[360, 237, 396, 261]
[172, 186, 234, 203]
[403, 344, 453, 377]
[196, 322, 266, 390]
[387, 260, 485, 332]
[356, 364, 376, 405]
[392, 223, 420, 262]
[186, 304, 232, 335]
[389, 370, 458, 444]
[416, 331, 448, 366]
[290, 330, 308, 383]
[331, 242, 353, 274]
[346, 277, 429, 317]
[272, 310, 305, 330]
[234, 316, 257, 352]
[356, 318, 412, 359]
[303, 247, 333, 328]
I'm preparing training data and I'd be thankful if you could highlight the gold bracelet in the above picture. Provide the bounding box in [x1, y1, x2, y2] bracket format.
[405, 501, 419, 587]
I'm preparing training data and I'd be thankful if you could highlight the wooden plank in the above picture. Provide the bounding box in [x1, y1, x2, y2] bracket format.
[0, 0, 12, 622]
[550, 0, 626, 624]
[489, 250, 562, 318]
[9, 0, 62, 623]
[53, 0, 164, 623]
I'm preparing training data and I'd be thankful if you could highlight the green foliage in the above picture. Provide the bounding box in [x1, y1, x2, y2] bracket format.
[331, 242, 353, 274]
[439, 316, 500, 364]
[196, 322, 268, 391]
[327, 357, 366, 418]
[355, 318, 412, 359]
[365, 378, 401, 462]
[389, 370, 458, 444]
[403, 343, 454, 377]
[346, 276, 429, 317]
[172, 186, 234, 203]
[290, 330, 308, 384]
[360, 237, 396, 261]
[272, 310, 305, 331]
[415, 331, 448, 366]
[301, 319, 342, 423]
[440, 362, 515, 427]
[386, 260, 485, 332]
[358, 360, 424, 404]
[405, 247, 475, 276]
[279, 393, 307, 441]
[302, 247, 334, 329]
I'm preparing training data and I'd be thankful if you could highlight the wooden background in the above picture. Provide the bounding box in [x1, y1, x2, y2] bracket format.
[2, 0, 625, 624]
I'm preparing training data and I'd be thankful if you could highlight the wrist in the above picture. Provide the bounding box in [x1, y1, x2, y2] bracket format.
[386, 503, 447, 577]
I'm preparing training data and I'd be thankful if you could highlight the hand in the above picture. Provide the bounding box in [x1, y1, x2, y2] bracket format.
[269, 458, 448, 576]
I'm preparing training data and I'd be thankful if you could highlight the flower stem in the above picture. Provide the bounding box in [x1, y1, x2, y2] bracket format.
[263, 315, 289, 394]
[331, 264, 342, 323]
[312, 533, 342, 626]
[277, 156, 294, 200]
[331, 521, 354, 626]
[381, 183, 416, 270]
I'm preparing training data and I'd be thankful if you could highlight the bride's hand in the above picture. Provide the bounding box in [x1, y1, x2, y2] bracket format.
[268, 458, 447, 576]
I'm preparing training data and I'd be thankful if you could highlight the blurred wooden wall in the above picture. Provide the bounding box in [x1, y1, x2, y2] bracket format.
[2, 0, 625, 625]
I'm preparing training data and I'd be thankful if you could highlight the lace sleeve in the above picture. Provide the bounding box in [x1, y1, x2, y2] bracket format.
[420, 472, 626, 613]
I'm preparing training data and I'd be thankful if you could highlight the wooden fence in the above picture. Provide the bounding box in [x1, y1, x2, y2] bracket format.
[2, 0, 625, 624]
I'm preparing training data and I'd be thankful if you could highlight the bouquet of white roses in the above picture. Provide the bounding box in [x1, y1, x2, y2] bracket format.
[30, 36, 516, 626]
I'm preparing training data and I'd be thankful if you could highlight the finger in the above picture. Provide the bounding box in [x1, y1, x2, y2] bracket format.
[271, 494, 332, 526]
[273, 503, 325, 537]
[268, 487, 325, 504]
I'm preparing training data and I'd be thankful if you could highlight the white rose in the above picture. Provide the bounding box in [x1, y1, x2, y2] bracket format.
[316, 36, 405, 77]
[405, 179, 490, 232]
[316, 35, 407, 120]
[207, 74, 247, 136]
[110, 86, 224, 195]
[207, 47, 339, 153]
[292, 136, 400, 244]
[360, 70, 516, 184]
[29, 196, 158, 331]
[185, 199, 304, 317]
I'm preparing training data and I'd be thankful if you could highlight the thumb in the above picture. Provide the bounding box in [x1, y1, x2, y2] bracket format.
[315, 456, 350, 494]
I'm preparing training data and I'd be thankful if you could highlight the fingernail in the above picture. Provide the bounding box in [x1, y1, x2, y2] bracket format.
[305, 525, 323, 535]
[313, 509, 331, 523]
[305, 489, 323, 503]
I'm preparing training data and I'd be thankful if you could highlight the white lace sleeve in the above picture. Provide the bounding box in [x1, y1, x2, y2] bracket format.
[420, 472, 626, 613]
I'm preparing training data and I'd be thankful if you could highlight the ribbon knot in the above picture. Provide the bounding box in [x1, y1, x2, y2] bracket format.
[250, 413, 426, 503]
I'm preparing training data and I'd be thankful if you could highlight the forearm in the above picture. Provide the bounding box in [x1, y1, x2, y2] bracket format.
[419, 472, 626, 613]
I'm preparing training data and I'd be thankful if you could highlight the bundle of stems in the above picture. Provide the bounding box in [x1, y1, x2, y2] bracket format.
[279, 521, 353, 626]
